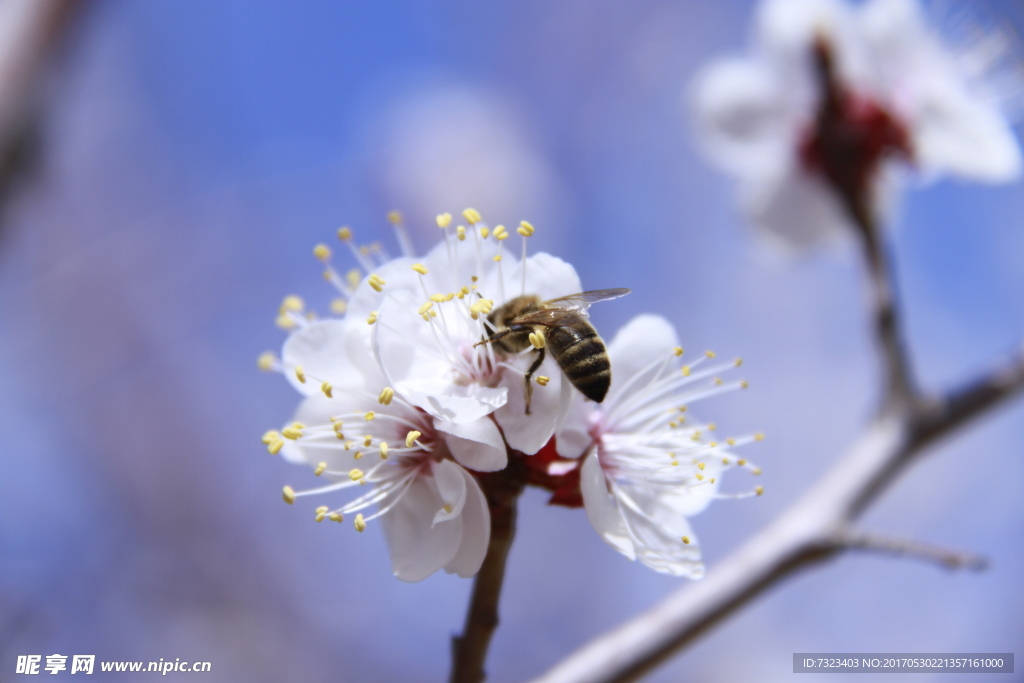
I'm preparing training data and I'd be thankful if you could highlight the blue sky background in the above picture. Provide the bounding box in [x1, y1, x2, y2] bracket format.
[1, 1, 1022, 681]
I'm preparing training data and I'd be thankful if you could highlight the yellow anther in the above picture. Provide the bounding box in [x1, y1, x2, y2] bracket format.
[282, 486, 296, 505]
[348, 468, 364, 481]
[710, 478, 716, 484]
[368, 274, 385, 292]
[479, 227, 490, 239]
[529, 330, 546, 349]
[436, 213, 452, 228]
[737, 459, 747, 466]
[493, 255, 502, 262]
[363, 434, 373, 447]
[443, 503, 453, 514]
[752, 467, 763, 475]
[354, 514, 366, 532]
[518, 220, 535, 236]
[257, 352, 276, 371]
[406, 430, 422, 448]
[428, 309, 438, 318]
[536, 375, 550, 386]
[456, 226, 466, 241]
[276, 314, 296, 329]
[378, 387, 395, 405]
[682, 536, 691, 545]
[313, 243, 332, 261]
[705, 350, 716, 359]
[315, 462, 327, 476]
[411, 263, 429, 275]
[471, 276, 478, 282]
[321, 381, 333, 398]
[294, 366, 306, 384]
[669, 420, 678, 429]
[315, 512, 326, 523]
[347, 269, 361, 288]
[691, 431, 701, 441]
[727, 438, 736, 446]
[754, 432, 765, 441]
[364, 412, 375, 421]
[697, 462, 705, 470]
[671, 460, 679, 466]
[379, 442, 389, 459]
[281, 295, 304, 312]
[682, 366, 691, 376]
[756, 485, 764, 496]
[714, 377, 724, 386]
[707, 423, 716, 431]
[344, 441, 354, 450]
[679, 406, 688, 412]
[282, 425, 303, 440]
[337, 226, 353, 241]
[315, 505, 329, 514]
[334, 430, 345, 441]
[329, 512, 343, 522]
[262, 430, 281, 445]
[388, 210, 402, 225]
[267, 439, 284, 455]
[462, 208, 481, 225]
[722, 457, 731, 465]
[710, 441, 718, 447]
[734, 358, 743, 367]
[354, 451, 363, 460]
[673, 347, 684, 357]
[429, 293, 446, 303]
[741, 380, 749, 389]
[695, 473, 704, 481]
[366, 311, 379, 325]
[330, 299, 347, 315]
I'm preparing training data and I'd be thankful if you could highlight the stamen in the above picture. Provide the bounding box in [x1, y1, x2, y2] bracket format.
[257, 352, 277, 371]
[536, 375, 550, 386]
[406, 430, 422, 448]
[321, 381, 333, 398]
[313, 243, 332, 261]
[354, 514, 367, 532]
[379, 442, 389, 459]
[529, 330, 546, 349]
[378, 387, 395, 405]
[282, 486, 296, 505]
[295, 366, 306, 384]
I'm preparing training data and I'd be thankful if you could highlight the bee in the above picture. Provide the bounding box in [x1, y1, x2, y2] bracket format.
[474, 288, 631, 414]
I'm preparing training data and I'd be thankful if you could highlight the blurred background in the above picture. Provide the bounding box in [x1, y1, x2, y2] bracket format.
[1, 1, 1022, 681]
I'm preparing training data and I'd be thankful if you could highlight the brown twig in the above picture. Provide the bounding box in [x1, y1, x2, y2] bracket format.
[835, 527, 988, 572]
[450, 461, 526, 683]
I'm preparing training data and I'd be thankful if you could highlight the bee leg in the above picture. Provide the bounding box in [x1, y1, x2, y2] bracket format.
[523, 347, 545, 415]
[473, 328, 512, 347]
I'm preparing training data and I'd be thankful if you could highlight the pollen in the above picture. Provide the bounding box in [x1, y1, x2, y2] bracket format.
[673, 347, 684, 357]
[479, 226, 490, 239]
[267, 439, 284, 455]
[734, 358, 743, 367]
[257, 352, 276, 371]
[529, 330, 546, 349]
[368, 274, 385, 292]
[294, 366, 306, 384]
[682, 365, 691, 376]
[387, 210, 402, 225]
[282, 486, 296, 505]
[756, 486, 764, 496]
[366, 311, 378, 324]
[379, 442, 389, 459]
[411, 263, 429, 275]
[354, 451, 363, 460]
[705, 350, 716, 359]
[314, 462, 327, 476]
[518, 220, 535, 236]
[430, 293, 446, 303]
[493, 255, 502, 262]
[330, 299, 347, 314]
[281, 295, 304, 312]
[536, 375, 550, 386]
[364, 411, 375, 421]
[313, 243, 332, 261]
[463, 208, 482, 225]
[262, 430, 281, 445]
[282, 424, 304, 440]
[443, 503, 453, 514]
[363, 434, 372, 447]
[354, 514, 367, 532]
[697, 462, 705, 470]
[378, 387, 395, 405]
[337, 227, 353, 241]
[348, 468, 364, 481]
[329, 512, 343, 522]
[406, 430, 422, 448]
[321, 381, 333, 398]
[457, 226, 466, 241]
[754, 432, 765, 441]
[493, 225, 509, 240]
[682, 536, 691, 545]
[436, 213, 452, 228]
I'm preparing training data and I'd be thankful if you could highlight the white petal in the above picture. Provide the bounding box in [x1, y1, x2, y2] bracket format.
[580, 450, 635, 560]
[435, 417, 508, 472]
[492, 353, 567, 455]
[498, 252, 583, 304]
[397, 377, 507, 424]
[281, 320, 359, 396]
[444, 465, 491, 578]
[691, 57, 791, 177]
[280, 394, 359, 469]
[431, 459, 467, 525]
[383, 474, 461, 582]
[741, 165, 852, 248]
[555, 393, 594, 459]
[605, 314, 680, 405]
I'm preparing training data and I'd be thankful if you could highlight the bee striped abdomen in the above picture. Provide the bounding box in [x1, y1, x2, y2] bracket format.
[547, 325, 612, 403]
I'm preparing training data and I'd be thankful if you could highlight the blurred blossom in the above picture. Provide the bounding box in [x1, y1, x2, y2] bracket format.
[372, 86, 563, 235]
[691, 0, 1023, 247]
[555, 314, 762, 577]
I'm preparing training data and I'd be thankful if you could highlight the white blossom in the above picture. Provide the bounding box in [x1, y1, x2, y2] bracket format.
[556, 315, 762, 577]
[692, 0, 1022, 247]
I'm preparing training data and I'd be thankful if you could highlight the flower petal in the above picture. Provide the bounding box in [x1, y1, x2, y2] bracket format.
[398, 377, 507, 424]
[281, 319, 358, 396]
[443, 465, 491, 578]
[434, 417, 508, 472]
[555, 392, 593, 459]
[431, 459, 467, 525]
[493, 353, 568, 455]
[580, 450, 635, 560]
[382, 473, 462, 582]
[741, 166, 851, 248]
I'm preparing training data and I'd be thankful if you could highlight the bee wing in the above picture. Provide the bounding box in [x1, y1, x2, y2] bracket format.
[510, 288, 631, 327]
[540, 288, 632, 311]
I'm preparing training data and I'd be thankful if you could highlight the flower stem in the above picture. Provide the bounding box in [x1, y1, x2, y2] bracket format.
[449, 460, 526, 683]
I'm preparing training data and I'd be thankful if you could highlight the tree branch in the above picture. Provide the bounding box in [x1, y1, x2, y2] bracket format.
[529, 347, 1024, 683]
[834, 527, 988, 572]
